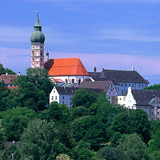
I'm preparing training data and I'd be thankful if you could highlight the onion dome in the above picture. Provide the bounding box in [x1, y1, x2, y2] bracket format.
[30, 11, 45, 43]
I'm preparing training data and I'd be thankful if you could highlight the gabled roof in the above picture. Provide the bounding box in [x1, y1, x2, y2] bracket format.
[5, 141, 19, 149]
[88, 71, 101, 78]
[132, 90, 160, 105]
[87, 77, 121, 86]
[79, 81, 112, 92]
[0, 74, 18, 85]
[44, 58, 89, 76]
[100, 69, 149, 83]
[56, 87, 103, 95]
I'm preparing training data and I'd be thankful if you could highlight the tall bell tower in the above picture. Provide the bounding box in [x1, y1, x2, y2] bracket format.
[30, 11, 45, 68]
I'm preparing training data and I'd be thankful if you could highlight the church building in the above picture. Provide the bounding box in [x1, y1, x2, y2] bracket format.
[30, 12, 89, 86]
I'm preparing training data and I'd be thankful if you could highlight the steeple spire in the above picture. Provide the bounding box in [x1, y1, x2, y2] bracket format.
[30, 11, 45, 69]
[34, 10, 41, 27]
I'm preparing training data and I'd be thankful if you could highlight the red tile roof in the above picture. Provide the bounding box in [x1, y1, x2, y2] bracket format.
[54, 79, 64, 83]
[7, 86, 18, 90]
[0, 74, 18, 85]
[44, 58, 89, 76]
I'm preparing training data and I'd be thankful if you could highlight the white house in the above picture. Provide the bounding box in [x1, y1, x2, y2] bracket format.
[116, 87, 160, 120]
[49, 87, 103, 109]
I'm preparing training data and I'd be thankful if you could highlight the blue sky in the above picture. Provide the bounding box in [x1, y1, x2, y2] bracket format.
[1, 0, 160, 85]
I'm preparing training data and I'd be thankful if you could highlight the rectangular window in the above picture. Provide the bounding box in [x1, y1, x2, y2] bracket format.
[52, 96, 54, 100]
[63, 96, 64, 100]
[55, 96, 57, 100]
[132, 84, 134, 87]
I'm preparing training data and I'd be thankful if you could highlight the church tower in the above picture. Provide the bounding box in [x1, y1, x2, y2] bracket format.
[30, 11, 45, 68]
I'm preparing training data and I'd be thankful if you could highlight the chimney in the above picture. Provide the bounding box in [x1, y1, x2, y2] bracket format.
[94, 66, 97, 72]
[132, 67, 135, 71]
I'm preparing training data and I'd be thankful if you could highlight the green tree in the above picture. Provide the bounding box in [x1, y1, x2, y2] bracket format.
[4, 68, 16, 74]
[56, 154, 72, 160]
[129, 109, 150, 143]
[46, 102, 69, 123]
[0, 81, 10, 111]
[12, 148, 21, 160]
[71, 140, 96, 160]
[97, 146, 124, 160]
[70, 115, 107, 148]
[71, 88, 98, 108]
[0, 63, 5, 75]
[1, 107, 37, 141]
[148, 131, 160, 154]
[144, 84, 160, 90]
[19, 119, 56, 160]
[0, 63, 16, 75]
[111, 109, 150, 144]
[110, 132, 122, 147]
[117, 133, 148, 160]
[0, 130, 5, 151]
[13, 68, 54, 111]
[69, 106, 89, 121]
[111, 112, 130, 134]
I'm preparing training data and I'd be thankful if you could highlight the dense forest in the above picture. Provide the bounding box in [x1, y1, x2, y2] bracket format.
[0, 64, 160, 160]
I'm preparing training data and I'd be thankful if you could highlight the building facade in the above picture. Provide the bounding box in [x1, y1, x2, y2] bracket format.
[49, 87, 103, 109]
[45, 57, 89, 86]
[116, 87, 160, 120]
[89, 68, 149, 95]
[79, 80, 118, 103]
